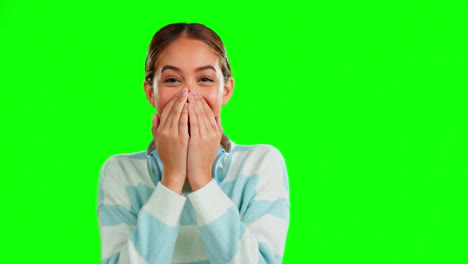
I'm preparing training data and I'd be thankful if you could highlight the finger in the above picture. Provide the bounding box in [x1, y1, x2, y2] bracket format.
[215, 115, 223, 134]
[170, 89, 189, 132]
[179, 102, 189, 137]
[188, 93, 200, 139]
[189, 91, 208, 136]
[159, 91, 181, 128]
[152, 113, 160, 137]
[199, 95, 219, 132]
[193, 93, 212, 135]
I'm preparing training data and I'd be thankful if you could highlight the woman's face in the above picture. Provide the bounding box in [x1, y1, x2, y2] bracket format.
[144, 36, 234, 119]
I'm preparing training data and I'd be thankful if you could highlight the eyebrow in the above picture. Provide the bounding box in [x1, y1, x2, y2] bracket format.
[160, 65, 216, 73]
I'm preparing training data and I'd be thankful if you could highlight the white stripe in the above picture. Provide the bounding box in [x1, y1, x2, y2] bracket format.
[255, 147, 289, 201]
[246, 215, 287, 256]
[142, 182, 186, 227]
[173, 225, 208, 263]
[102, 157, 156, 209]
[188, 179, 234, 226]
[127, 239, 149, 264]
[102, 161, 132, 210]
[100, 223, 132, 259]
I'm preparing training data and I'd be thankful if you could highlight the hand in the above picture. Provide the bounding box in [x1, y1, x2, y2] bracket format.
[152, 88, 189, 194]
[187, 90, 223, 191]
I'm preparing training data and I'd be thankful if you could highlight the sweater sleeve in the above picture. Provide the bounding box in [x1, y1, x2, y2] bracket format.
[97, 157, 186, 264]
[187, 146, 290, 264]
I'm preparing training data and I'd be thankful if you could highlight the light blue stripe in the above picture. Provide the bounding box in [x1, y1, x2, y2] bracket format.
[243, 198, 289, 223]
[130, 209, 179, 263]
[239, 219, 246, 240]
[220, 174, 259, 216]
[99, 205, 137, 226]
[125, 183, 154, 213]
[174, 260, 210, 264]
[219, 173, 288, 221]
[99, 183, 155, 227]
[199, 206, 244, 263]
[180, 199, 197, 226]
[258, 242, 282, 264]
[102, 252, 120, 264]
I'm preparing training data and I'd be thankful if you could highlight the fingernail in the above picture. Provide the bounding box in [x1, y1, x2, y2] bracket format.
[182, 89, 188, 96]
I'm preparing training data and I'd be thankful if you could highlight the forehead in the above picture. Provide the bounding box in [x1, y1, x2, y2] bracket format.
[156, 37, 221, 71]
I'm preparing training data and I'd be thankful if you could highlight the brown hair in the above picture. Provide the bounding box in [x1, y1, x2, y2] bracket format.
[145, 23, 232, 84]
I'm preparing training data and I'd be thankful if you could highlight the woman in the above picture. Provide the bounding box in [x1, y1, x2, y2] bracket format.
[98, 23, 290, 264]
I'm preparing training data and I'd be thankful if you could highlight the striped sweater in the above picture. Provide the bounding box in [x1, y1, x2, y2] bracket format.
[97, 135, 290, 264]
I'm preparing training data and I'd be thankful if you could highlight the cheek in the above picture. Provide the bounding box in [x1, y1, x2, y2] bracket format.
[202, 94, 222, 116]
[156, 92, 178, 114]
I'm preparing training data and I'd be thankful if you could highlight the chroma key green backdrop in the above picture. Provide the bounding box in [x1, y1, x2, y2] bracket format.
[1, 1, 466, 263]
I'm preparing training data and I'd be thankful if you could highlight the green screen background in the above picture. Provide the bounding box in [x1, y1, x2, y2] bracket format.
[1, 0, 466, 263]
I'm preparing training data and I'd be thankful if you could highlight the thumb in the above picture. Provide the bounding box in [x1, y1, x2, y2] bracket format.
[152, 113, 160, 137]
[215, 115, 223, 134]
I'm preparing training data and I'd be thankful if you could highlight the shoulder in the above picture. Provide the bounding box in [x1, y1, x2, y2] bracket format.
[98, 150, 152, 192]
[230, 143, 286, 167]
[231, 142, 283, 156]
[229, 142, 287, 180]
[98, 150, 154, 209]
[227, 142, 289, 200]
[100, 150, 147, 176]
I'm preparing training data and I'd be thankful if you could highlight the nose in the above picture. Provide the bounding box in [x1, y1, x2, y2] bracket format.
[185, 80, 201, 96]
[185, 80, 195, 93]
[187, 86, 199, 96]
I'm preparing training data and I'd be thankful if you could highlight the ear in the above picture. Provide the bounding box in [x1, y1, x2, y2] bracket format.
[222, 76, 234, 105]
[144, 80, 157, 108]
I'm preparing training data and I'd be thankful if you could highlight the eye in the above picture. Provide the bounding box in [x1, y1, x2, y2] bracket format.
[200, 77, 214, 82]
[164, 77, 179, 83]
